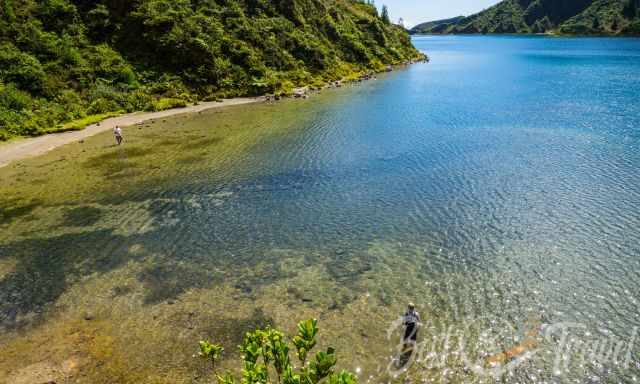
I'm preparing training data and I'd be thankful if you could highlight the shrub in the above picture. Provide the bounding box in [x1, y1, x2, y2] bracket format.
[0, 83, 33, 111]
[623, 20, 640, 34]
[36, 0, 80, 34]
[53, 89, 84, 117]
[88, 98, 120, 114]
[0, 43, 47, 93]
[125, 90, 154, 112]
[198, 319, 357, 384]
[149, 97, 188, 112]
[87, 45, 138, 86]
[56, 112, 122, 132]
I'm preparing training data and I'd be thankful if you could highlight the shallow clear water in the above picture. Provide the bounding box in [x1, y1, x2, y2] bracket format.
[1, 36, 640, 383]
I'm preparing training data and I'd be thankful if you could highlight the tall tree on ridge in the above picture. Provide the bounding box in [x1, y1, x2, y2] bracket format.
[381, 4, 390, 24]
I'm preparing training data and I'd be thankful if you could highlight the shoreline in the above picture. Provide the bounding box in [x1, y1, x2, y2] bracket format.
[0, 97, 261, 168]
[410, 32, 640, 38]
[0, 59, 429, 169]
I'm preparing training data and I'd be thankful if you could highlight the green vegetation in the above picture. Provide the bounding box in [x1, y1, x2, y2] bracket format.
[0, 0, 422, 140]
[57, 112, 122, 133]
[199, 340, 225, 372]
[411, 0, 640, 35]
[409, 16, 465, 34]
[381, 5, 391, 25]
[199, 319, 357, 384]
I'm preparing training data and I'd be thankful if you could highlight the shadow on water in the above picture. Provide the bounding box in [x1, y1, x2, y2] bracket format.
[83, 146, 155, 177]
[0, 198, 41, 225]
[111, 284, 134, 297]
[60, 206, 104, 227]
[0, 185, 366, 330]
[0, 209, 380, 331]
[325, 251, 373, 284]
[153, 136, 223, 149]
[85, 146, 155, 166]
[190, 307, 275, 366]
[137, 263, 216, 305]
[184, 136, 224, 149]
[0, 229, 130, 329]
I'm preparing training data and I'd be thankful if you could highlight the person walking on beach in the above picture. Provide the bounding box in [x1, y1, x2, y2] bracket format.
[403, 302, 420, 345]
[114, 126, 123, 145]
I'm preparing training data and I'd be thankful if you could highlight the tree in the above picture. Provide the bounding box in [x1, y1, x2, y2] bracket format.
[198, 319, 357, 384]
[381, 5, 390, 24]
[624, 0, 639, 18]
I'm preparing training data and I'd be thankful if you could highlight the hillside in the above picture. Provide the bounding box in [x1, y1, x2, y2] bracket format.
[409, 16, 465, 34]
[0, 0, 423, 140]
[412, 0, 640, 35]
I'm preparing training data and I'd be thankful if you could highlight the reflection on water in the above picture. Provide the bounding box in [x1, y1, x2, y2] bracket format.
[2, 36, 640, 383]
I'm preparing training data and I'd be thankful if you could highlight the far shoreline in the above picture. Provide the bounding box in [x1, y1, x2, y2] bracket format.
[0, 97, 261, 168]
[410, 32, 640, 38]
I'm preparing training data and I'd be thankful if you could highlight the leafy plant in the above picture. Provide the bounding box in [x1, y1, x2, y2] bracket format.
[199, 340, 225, 372]
[199, 319, 354, 384]
[327, 371, 357, 384]
[308, 347, 337, 383]
[292, 318, 318, 365]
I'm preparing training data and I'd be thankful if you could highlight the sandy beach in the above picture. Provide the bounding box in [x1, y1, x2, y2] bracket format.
[0, 97, 261, 168]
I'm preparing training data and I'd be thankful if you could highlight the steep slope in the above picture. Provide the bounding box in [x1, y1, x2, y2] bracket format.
[0, 0, 423, 139]
[561, 0, 640, 34]
[413, 0, 640, 35]
[409, 16, 465, 34]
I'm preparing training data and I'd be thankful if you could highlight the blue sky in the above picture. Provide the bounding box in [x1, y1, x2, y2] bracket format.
[378, 0, 500, 28]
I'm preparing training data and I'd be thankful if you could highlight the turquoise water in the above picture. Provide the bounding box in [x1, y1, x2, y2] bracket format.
[2, 36, 640, 382]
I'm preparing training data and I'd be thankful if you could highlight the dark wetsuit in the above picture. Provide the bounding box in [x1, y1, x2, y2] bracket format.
[403, 310, 420, 342]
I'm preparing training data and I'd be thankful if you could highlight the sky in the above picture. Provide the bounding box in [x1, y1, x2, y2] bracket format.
[377, 0, 500, 28]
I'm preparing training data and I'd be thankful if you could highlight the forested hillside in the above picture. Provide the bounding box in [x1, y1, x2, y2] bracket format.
[0, 0, 422, 139]
[412, 0, 640, 35]
[409, 16, 465, 34]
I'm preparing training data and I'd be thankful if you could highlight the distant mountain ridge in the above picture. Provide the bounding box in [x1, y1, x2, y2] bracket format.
[410, 16, 465, 34]
[411, 0, 640, 35]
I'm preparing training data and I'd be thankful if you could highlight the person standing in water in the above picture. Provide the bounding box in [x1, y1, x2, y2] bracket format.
[403, 302, 420, 344]
[395, 302, 421, 368]
[114, 125, 123, 145]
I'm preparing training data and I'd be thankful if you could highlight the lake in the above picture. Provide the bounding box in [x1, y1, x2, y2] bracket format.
[1, 35, 640, 383]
